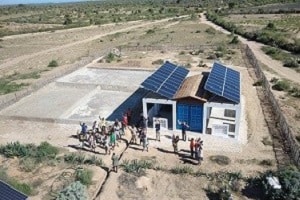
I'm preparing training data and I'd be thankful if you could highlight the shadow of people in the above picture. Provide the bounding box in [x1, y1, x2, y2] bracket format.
[164, 135, 172, 139]
[156, 147, 175, 154]
[67, 144, 106, 155]
[129, 146, 143, 151]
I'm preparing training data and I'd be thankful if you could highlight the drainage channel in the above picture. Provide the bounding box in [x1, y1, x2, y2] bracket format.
[93, 138, 130, 200]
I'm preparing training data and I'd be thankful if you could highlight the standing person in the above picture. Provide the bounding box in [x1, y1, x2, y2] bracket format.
[99, 117, 107, 133]
[129, 125, 137, 144]
[126, 108, 132, 126]
[88, 131, 96, 152]
[190, 138, 195, 158]
[154, 119, 161, 142]
[178, 120, 189, 141]
[111, 153, 119, 173]
[114, 119, 121, 140]
[92, 120, 97, 133]
[79, 122, 88, 135]
[109, 126, 117, 149]
[142, 133, 149, 152]
[172, 135, 180, 153]
[104, 135, 111, 155]
[195, 138, 202, 164]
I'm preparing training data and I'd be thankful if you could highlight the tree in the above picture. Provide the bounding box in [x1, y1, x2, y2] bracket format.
[56, 181, 88, 200]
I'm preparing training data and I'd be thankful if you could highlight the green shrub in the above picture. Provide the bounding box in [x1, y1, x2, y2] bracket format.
[170, 165, 193, 175]
[0, 141, 59, 162]
[288, 87, 300, 98]
[75, 168, 93, 186]
[48, 60, 58, 68]
[205, 27, 216, 35]
[146, 29, 155, 34]
[261, 168, 300, 200]
[230, 35, 239, 44]
[106, 52, 115, 63]
[121, 159, 154, 175]
[284, 58, 299, 68]
[272, 80, 290, 91]
[56, 181, 88, 200]
[209, 155, 231, 165]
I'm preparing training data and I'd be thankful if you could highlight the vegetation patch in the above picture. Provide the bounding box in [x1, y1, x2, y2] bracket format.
[121, 159, 155, 176]
[170, 165, 193, 175]
[209, 155, 231, 165]
[48, 60, 59, 68]
[56, 181, 88, 200]
[64, 153, 103, 166]
[0, 141, 59, 162]
[75, 168, 93, 186]
[0, 167, 34, 196]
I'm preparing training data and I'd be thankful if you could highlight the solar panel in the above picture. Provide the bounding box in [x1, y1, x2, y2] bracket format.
[0, 181, 28, 200]
[141, 61, 189, 99]
[204, 62, 240, 103]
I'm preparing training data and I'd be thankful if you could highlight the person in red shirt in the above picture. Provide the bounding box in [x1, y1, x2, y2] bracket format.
[190, 138, 195, 158]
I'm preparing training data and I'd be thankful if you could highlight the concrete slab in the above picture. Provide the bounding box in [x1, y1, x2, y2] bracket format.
[57, 68, 152, 87]
[0, 83, 87, 119]
[0, 68, 151, 124]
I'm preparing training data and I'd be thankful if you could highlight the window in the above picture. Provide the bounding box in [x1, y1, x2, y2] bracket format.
[224, 109, 236, 118]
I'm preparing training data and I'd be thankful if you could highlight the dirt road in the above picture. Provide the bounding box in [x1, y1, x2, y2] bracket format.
[0, 16, 186, 73]
[200, 13, 300, 84]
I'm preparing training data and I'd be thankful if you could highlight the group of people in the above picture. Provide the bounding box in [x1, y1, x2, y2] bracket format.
[78, 108, 133, 155]
[77, 113, 205, 172]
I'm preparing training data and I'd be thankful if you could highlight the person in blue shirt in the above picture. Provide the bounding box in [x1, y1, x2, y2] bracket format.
[80, 122, 88, 134]
[178, 120, 189, 141]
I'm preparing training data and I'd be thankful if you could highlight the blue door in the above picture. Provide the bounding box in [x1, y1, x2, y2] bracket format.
[177, 104, 203, 132]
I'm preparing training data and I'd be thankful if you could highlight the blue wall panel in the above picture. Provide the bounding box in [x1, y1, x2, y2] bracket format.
[177, 104, 203, 132]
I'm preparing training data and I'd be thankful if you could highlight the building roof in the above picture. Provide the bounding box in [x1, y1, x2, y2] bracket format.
[141, 61, 189, 99]
[204, 62, 241, 104]
[0, 181, 28, 200]
[173, 74, 208, 102]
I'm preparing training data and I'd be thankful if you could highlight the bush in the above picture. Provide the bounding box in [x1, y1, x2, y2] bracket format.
[121, 159, 154, 176]
[0, 141, 59, 162]
[209, 155, 231, 165]
[288, 87, 300, 98]
[205, 27, 216, 35]
[284, 58, 299, 68]
[75, 168, 93, 186]
[272, 80, 290, 91]
[170, 166, 193, 175]
[105, 52, 115, 63]
[48, 60, 58, 68]
[230, 35, 239, 44]
[262, 168, 300, 200]
[56, 181, 88, 200]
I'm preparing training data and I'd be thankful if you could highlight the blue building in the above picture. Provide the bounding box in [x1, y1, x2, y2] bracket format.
[141, 61, 241, 139]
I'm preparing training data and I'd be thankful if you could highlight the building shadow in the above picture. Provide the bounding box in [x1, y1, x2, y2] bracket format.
[107, 88, 149, 124]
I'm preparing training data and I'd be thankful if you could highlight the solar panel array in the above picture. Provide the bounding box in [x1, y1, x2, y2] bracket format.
[0, 181, 28, 200]
[141, 61, 189, 99]
[204, 62, 240, 103]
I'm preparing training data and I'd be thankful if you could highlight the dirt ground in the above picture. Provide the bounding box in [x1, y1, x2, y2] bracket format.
[0, 15, 280, 199]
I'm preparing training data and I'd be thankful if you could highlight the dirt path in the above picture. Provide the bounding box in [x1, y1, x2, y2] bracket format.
[200, 13, 300, 84]
[0, 16, 185, 72]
